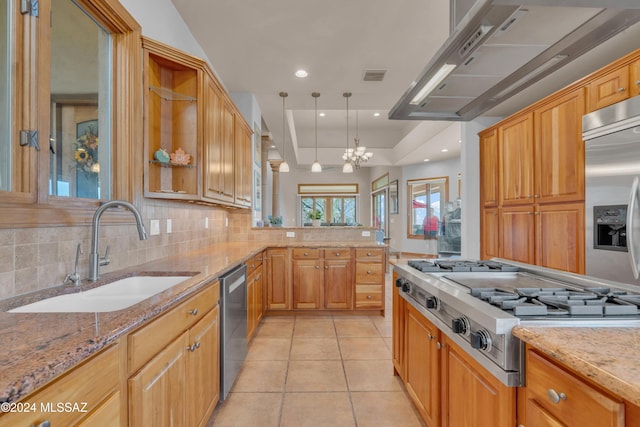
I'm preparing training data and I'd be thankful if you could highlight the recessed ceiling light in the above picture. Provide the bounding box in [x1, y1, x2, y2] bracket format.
[295, 69, 308, 78]
[441, 148, 449, 152]
[373, 112, 381, 117]
[319, 112, 326, 117]
[424, 158, 430, 162]
[458, 139, 462, 143]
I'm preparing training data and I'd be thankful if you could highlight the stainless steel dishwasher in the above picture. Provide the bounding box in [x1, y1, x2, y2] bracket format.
[219, 264, 248, 400]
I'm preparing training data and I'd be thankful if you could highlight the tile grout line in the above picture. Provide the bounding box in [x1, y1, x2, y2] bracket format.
[276, 316, 296, 427]
[333, 314, 360, 427]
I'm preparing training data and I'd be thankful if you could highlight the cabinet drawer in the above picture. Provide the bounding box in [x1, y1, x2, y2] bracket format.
[355, 262, 383, 283]
[128, 282, 219, 373]
[355, 248, 384, 262]
[246, 253, 263, 275]
[324, 248, 352, 260]
[355, 284, 383, 308]
[526, 349, 624, 427]
[292, 248, 321, 259]
[0, 344, 120, 427]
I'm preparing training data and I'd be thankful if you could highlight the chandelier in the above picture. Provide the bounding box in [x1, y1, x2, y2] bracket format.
[342, 108, 372, 169]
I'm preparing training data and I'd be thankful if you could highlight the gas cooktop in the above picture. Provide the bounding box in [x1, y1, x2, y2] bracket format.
[408, 259, 519, 273]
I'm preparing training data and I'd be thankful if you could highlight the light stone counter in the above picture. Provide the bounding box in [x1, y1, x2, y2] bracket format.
[513, 326, 640, 406]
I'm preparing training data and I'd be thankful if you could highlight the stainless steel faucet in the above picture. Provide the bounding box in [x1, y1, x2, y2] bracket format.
[89, 200, 148, 281]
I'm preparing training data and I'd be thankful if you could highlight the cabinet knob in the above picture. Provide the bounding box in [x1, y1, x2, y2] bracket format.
[315, 265, 319, 269]
[367, 252, 372, 256]
[335, 252, 340, 256]
[367, 270, 372, 274]
[618, 87, 626, 92]
[195, 341, 201, 349]
[189, 308, 198, 316]
[547, 388, 567, 404]
[427, 333, 435, 340]
[32, 421, 51, 427]
[436, 342, 443, 350]
[187, 344, 196, 352]
[635, 80, 640, 85]
[367, 295, 372, 299]
[325, 265, 329, 269]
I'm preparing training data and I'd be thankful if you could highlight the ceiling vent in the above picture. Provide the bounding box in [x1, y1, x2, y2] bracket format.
[363, 69, 387, 82]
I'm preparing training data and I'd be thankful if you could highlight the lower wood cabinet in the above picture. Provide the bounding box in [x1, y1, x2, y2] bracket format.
[128, 281, 220, 427]
[292, 248, 324, 309]
[392, 272, 406, 380]
[324, 249, 353, 309]
[247, 252, 264, 340]
[266, 248, 290, 310]
[523, 348, 624, 427]
[354, 248, 385, 311]
[0, 343, 121, 427]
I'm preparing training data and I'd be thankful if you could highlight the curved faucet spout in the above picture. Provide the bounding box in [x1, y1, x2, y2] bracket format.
[89, 200, 148, 281]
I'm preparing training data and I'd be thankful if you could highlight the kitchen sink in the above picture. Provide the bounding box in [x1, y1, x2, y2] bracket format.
[9, 276, 192, 313]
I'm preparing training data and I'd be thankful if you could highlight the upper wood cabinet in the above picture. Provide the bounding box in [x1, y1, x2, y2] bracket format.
[479, 128, 499, 208]
[587, 65, 630, 112]
[498, 113, 534, 206]
[142, 37, 252, 209]
[534, 89, 585, 204]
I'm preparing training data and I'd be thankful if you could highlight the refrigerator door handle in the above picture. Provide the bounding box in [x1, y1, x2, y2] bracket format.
[627, 176, 640, 279]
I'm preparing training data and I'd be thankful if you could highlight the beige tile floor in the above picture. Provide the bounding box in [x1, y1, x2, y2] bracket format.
[207, 273, 425, 427]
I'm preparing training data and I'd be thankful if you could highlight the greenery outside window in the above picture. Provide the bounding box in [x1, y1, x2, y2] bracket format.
[298, 183, 359, 226]
[407, 177, 448, 239]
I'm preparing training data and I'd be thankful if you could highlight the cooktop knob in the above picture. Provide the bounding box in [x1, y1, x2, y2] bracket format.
[470, 329, 492, 351]
[425, 296, 439, 310]
[452, 317, 469, 335]
[401, 282, 411, 293]
[395, 278, 405, 288]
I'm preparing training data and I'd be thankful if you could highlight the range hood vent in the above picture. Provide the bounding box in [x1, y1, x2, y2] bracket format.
[389, 0, 640, 121]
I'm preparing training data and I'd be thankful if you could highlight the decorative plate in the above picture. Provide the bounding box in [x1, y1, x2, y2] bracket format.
[170, 148, 191, 165]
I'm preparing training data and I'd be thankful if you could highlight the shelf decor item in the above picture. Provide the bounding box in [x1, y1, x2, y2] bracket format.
[170, 148, 191, 165]
[154, 148, 170, 163]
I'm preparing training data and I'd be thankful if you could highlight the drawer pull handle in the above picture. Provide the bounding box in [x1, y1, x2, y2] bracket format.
[31, 421, 51, 427]
[436, 342, 443, 350]
[325, 265, 329, 269]
[189, 308, 199, 316]
[187, 344, 196, 352]
[367, 270, 372, 274]
[315, 265, 319, 269]
[195, 341, 201, 349]
[367, 252, 372, 256]
[547, 388, 566, 404]
[336, 252, 340, 256]
[618, 87, 626, 92]
[304, 252, 309, 256]
[367, 295, 372, 299]
[428, 334, 434, 340]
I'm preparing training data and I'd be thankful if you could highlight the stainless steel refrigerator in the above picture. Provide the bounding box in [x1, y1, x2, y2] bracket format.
[583, 96, 640, 285]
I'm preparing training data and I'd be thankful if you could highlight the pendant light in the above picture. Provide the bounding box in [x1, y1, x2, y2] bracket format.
[342, 92, 353, 173]
[278, 92, 290, 172]
[311, 92, 322, 173]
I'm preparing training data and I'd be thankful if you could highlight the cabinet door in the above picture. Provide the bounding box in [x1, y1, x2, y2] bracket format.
[499, 113, 534, 206]
[266, 248, 290, 310]
[631, 58, 640, 98]
[324, 259, 352, 309]
[292, 259, 323, 309]
[392, 274, 406, 380]
[587, 65, 630, 112]
[480, 128, 499, 207]
[129, 332, 189, 426]
[501, 205, 535, 264]
[187, 306, 220, 427]
[255, 264, 264, 324]
[536, 202, 585, 274]
[481, 207, 500, 260]
[203, 76, 232, 202]
[534, 89, 585, 204]
[525, 399, 566, 427]
[247, 270, 256, 339]
[234, 119, 252, 207]
[442, 337, 516, 427]
[405, 303, 440, 427]
[221, 102, 235, 200]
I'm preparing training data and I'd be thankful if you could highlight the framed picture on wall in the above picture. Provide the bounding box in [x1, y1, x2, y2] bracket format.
[389, 179, 399, 215]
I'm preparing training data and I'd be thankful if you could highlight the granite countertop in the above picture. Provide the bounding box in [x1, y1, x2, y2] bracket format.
[0, 240, 385, 403]
[513, 326, 640, 406]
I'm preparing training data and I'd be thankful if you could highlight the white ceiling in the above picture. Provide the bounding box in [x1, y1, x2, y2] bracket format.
[170, 0, 640, 168]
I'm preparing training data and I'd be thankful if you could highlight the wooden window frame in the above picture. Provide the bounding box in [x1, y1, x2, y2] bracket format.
[406, 176, 449, 240]
[0, 0, 141, 228]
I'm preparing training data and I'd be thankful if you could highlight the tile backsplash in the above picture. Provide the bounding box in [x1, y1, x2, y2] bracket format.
[0, 201, 231, 299]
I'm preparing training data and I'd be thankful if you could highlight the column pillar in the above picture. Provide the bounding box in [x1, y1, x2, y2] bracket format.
[269, 159, 283, 218]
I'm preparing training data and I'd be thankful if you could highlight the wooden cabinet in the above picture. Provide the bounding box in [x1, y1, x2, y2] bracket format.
[128, 281, 220, 427]
[247, 252, 264, 340]
[501, 205, 535, 264]
[234, 118, 253, 207]
[480, 128, 499, 207]
[498, 113, 534, 206]
[524, 349, 624, 427]
[143, 37, 203, 200]
[266, 248, 291, 310]
[442, 336, 516, 427]
[143, 37, 251, 208]
[481, 207, 500, 260]
[405, 303, 440, 426]
[631, 58, 640, 98]
[392, 272, 406, 380]
[587, 65, 630, 112]
[324, 249, 353, 310]
[536, 202, 585, 273]
[354, 248, 385, 312]
[0, 344, 121, 427]
[534, 89, 585, 204]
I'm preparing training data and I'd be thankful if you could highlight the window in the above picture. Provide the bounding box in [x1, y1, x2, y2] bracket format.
[298, 184, 359, 225]
[371, 173, 389, 236]
[407, 177, 448, 239]
[0, 0, 140, 227]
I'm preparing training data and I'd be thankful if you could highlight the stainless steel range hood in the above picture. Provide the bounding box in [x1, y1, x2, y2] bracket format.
[389, 0, 640, 121]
